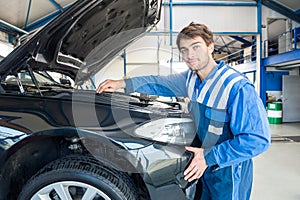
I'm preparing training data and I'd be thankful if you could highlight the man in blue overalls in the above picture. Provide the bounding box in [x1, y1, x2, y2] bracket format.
[96, 22, 271, 200]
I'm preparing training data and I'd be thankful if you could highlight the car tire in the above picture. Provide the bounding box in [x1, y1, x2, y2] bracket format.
[18, 155, 138, 200]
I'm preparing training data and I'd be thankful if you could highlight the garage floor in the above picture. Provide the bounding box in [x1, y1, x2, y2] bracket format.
[251, 122, 300, 200]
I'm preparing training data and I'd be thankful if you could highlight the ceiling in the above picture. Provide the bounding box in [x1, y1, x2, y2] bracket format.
[276, 0, 300, 12]
[0, 0, 298, 30]
[0, 0, 76, 32]
[0, 0, 299, 56]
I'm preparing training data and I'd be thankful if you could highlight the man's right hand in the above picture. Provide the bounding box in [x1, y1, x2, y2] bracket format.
[96, 79, 126, 93]
[183, 146, 208, 182]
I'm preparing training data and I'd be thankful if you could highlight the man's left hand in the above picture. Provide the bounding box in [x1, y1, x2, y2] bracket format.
[184, 147, 208, 182]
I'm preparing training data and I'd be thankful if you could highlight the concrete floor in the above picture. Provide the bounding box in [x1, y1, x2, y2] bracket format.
[251, 122, 300, 200]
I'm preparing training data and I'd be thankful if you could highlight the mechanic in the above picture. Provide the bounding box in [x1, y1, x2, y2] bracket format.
[96, 22, 271, 200]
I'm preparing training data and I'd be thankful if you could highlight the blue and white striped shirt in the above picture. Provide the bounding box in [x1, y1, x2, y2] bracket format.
[125, 60, 270, 168]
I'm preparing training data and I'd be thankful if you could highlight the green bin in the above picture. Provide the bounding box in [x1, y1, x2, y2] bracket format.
[267, 102, 282, 124]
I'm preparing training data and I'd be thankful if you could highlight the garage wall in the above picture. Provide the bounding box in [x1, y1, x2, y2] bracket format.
[165, 6, 257, 33]
[95, 34, 189, 85]
[95, 2, 259, 85]
[0, 41, 13, 59]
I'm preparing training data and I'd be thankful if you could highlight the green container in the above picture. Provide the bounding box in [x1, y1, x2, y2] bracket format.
[267, 102, 282, 124]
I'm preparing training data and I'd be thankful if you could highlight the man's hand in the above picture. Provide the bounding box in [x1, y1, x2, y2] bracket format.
[184, 147, 208, 182]
[96, 79, 126, 93]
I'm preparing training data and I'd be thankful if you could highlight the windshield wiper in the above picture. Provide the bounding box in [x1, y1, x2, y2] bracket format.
[42, 82, 72, 89]
[27, 64, 43, 96]
[15, 76, 25, 94]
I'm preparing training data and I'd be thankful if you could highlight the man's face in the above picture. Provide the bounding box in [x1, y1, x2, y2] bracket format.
[179, 36, 214, 71]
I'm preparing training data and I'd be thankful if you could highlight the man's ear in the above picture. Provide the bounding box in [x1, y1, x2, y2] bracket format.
[208, 42, 214, 54]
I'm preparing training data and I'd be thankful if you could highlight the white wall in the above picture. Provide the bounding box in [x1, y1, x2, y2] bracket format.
[96, 2, 259, 84]
[171, 6, 257, 33]
[95, 2, 300, 89]
[94, 34, 188, 85]
[0, 41, 14, 58]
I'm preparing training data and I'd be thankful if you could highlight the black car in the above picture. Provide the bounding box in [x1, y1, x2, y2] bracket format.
[0, 0, 196, 199]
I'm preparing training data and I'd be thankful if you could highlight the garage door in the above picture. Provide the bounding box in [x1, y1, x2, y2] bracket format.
[282, 75, 300, 122]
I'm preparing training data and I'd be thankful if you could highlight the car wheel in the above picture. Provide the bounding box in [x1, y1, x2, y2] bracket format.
[18, 155, 138, 200]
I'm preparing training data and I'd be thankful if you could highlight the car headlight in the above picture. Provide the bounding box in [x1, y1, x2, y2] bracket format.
[134, 118, 196, 145]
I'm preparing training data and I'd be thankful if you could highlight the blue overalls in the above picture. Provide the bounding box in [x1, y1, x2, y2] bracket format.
[125, 60, 271, 200]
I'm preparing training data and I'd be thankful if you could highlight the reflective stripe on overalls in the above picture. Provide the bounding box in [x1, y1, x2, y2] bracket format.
[186, 64, 252, 200]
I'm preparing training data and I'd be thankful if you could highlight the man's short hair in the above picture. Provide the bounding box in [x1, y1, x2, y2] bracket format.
[176, 22, 214, 49]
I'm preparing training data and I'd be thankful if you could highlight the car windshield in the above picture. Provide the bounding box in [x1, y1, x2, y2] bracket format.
[1, 69, 73, 95]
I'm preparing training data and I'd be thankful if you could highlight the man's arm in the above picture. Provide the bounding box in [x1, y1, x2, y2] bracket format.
[97, 71, 189, 97]
[183, 83, 271, 182]
[204, 83, 271, 168]
[96, 79, 126, 93]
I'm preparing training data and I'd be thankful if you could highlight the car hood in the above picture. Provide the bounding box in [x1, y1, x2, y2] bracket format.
[0, 0, 161, 81]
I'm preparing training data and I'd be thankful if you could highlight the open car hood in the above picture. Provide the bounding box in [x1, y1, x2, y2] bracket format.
[0, 0, 161, 82]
